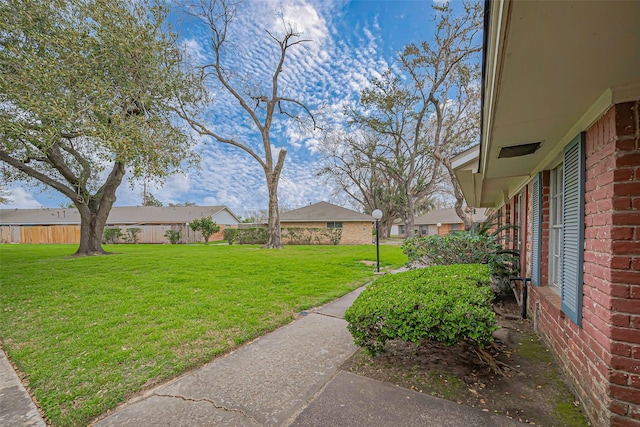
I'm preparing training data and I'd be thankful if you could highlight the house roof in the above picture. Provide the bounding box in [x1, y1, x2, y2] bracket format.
[0, 206, 240, 226]
[412, 208, 488, 226]
[454, 0, 640, 208]
[280, 201, 373, 222]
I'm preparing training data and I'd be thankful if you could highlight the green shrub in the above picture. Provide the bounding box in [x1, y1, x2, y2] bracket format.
[236, 227, 268, 245]
[164, 229, 181, 244]
[125, 227, 141, 244]
[223, 228, 238, 245]
[189, 217, 220, 244]
[103, 227, 123, 244]
[401, 215, 520, 294]
[345, 264, 496, 355]
[401, 234, 497, 265]
[282, 227, 343, 245]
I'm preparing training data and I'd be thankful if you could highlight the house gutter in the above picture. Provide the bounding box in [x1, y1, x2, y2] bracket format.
[479, 0, 491, 179]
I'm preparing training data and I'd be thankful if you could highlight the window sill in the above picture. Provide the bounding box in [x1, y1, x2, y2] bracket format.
[532, 285, 562, 312]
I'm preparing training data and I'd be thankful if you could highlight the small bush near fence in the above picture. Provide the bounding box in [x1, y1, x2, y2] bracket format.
[164, 230, 181, 244]
[345, 264, 496, 356]
[223, 228, 237, 245]
[103, 228, 123, 244]
[125, 228, 141, 244]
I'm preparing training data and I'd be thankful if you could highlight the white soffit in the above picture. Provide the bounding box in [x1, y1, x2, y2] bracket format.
[480, 0, 640, 207]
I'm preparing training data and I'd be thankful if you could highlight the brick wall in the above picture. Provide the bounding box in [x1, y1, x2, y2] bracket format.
[524, 101, 640, 426]
[280, 221, 373, 245]
[604, 101, 640, 426]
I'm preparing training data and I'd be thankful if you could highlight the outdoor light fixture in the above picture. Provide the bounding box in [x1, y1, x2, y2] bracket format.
[372, 209, 383, 273]
[437, 222, 441, 236]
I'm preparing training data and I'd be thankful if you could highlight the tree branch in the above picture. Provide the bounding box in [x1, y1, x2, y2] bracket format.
[0, 149, 78, 201]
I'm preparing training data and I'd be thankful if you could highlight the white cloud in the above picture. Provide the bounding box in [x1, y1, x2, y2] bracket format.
[4, 0, 426, 216]
[3, 187, 45, 209]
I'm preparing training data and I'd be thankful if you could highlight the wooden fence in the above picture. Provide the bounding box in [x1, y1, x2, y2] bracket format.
[0, 224, 228, 244]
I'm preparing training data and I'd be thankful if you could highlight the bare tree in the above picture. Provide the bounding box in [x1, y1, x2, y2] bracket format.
[401, 1, 483, 230]
[317, 129, 402, 238]
[319, 2, 482, 236]
[345, 69, 444, 239]
[176, 0, 317, 249]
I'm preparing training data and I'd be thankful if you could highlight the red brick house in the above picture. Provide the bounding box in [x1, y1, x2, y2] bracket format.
[453, 1, 640, 425]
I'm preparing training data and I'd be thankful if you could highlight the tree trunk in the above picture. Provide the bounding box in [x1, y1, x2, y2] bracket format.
[405, 196, 416, 238]
[380, 219, 391, 239]
[74, 162, 125, 256]
[263, 171, 283, 249]
[76, 208, 108, 255]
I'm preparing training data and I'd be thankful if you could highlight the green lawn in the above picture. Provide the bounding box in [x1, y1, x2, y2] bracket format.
[0, 243, 405, 426]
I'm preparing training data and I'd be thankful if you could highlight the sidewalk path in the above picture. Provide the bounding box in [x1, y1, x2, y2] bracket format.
[0, 348, 46, 426]
[3, 285, 525, 427]
[94, 288, 366, 426]
[94, 285, 525, 426]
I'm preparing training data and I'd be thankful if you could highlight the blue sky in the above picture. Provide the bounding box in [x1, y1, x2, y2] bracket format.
[4, 0, 458, 217]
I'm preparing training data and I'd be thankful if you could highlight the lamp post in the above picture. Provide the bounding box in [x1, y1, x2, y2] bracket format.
[437, 222, 441, 236]
[372, 209, 383, 273]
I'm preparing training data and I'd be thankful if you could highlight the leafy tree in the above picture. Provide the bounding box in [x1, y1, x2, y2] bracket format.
[189, 217, 220, 245]
[0, 185, 11, 205]
[144, 193, 163, 207]
[176, 0, 317, 249]
[347, 69, 444, 239]
[0, 0, 200, 255]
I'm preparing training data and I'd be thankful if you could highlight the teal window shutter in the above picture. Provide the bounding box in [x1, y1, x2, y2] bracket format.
[531, 173, 542, 286]
[561, 133, 586, 326]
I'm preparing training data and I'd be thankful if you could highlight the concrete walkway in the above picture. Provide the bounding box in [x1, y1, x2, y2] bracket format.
[3, 286, 526, 426]
[0, 349, 45, 426]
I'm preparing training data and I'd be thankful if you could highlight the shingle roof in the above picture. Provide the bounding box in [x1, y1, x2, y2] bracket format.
[413, 208, 488, 225]
[0, 206, 239, 225]
[280, 201, 373, 222]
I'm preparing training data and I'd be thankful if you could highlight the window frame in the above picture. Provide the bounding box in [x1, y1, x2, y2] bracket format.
[549, 163, 563, 294]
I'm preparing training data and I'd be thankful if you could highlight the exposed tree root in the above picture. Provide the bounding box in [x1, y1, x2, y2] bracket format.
[493, 304, 521, 320]
[473, 346, 517, 377]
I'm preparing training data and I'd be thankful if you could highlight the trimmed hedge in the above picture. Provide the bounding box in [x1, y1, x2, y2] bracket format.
[224, 227, 343, 245]
[401, 233, 496, 265]
[236, 227, 268, 245]
[345, 264, 496, 355]
[282, 227, 342, 245]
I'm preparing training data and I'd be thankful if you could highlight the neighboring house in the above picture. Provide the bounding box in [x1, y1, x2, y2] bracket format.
[279, 201, 373, 245]
[397, 208, 488, 237]
[0, 206, 240, 244]
[453, 2, 640, 426]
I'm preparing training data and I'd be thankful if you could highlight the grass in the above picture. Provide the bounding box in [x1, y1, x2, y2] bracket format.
[0, 243, 406, 426]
